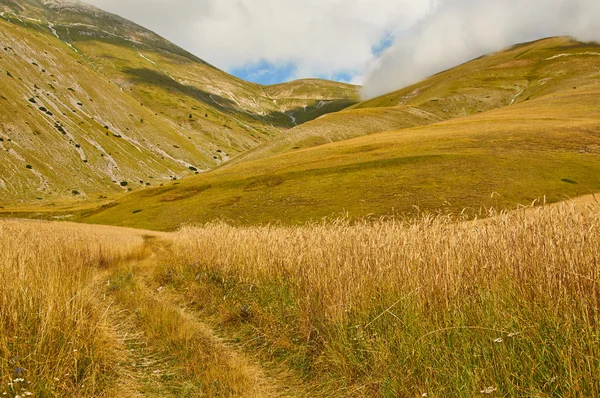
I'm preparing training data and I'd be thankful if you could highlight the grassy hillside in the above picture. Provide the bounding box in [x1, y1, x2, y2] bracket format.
[0, 0, 358, 204]
[75, 37, 600, 230]
[231, 37, 600, 165]
[263, 78, 359, 125]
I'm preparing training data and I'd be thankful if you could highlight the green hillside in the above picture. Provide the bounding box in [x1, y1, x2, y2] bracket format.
[74, 37, 600, 230]
[0, 0, 358, 204]
[231, 37, 600, 165]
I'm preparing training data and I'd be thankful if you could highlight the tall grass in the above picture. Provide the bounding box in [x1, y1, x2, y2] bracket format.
[0, 221, 146, 397]
[170, 204, 600, 396]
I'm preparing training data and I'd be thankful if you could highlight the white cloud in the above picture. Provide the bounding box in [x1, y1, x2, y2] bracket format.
[361, 0, 600, 99]
[82, 0, 600, 95]
[84, 0, 433, 81]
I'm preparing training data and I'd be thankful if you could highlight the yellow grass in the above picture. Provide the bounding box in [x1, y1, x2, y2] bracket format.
[2, 200, 599, 396]
[0, 220, 147, 396]
[167, 202, 600, 396]
[0, 221, 296, 397]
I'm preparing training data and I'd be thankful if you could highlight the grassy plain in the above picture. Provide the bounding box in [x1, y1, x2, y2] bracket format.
[80, 82, 600, 230]
[167, 201, 600, 396]
[2, 199, 599, 396]
[0, 220, 290, 397]
[67, 37, 600, 230]
[0, 220, 148, 396]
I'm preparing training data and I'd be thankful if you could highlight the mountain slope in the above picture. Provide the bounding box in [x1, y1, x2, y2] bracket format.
[0, 0, 358, 204]
[74, 37, 600, 230]
[229, 37, 600, 165]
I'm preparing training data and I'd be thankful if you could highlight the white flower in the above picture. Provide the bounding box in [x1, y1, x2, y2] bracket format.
[421, 393, 428, 397]
[481, 386, 497, 394]
[493, 338, 503, 343]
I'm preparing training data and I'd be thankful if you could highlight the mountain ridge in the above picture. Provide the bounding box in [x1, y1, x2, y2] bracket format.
[0, 0, 358, 204]
[69, 36, 600, 230]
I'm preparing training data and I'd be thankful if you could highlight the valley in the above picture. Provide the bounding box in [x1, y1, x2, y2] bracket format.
[1, 1, 600, 396]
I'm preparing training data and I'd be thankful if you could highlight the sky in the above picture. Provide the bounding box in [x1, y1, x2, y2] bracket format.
[84, 0, 600, 99]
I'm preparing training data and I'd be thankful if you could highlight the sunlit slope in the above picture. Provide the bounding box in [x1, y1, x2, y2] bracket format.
[1, 0, 358, 127]
[81, 82, 600, 230]
[0, 18, 215, 203]
[0, 0, 358, 203]
[263, 78, 359, 125]
[356, 37, 600, 112]
[230, 37, 600, 165]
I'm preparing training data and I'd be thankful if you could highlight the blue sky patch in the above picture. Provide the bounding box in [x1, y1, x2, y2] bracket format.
[230, 61, 298, 85]
[230, 60, 362, 86]
[372, 33, 395, 57]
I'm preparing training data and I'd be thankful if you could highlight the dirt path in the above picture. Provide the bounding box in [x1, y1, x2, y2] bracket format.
[99, 235, 304, 398]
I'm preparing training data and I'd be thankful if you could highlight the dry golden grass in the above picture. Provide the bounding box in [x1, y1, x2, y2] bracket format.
[2, 200, 599, 396]
[168, 202, 600, 396]
[0, 220, 147, 397]
[0, 220, 300, 397]
[105, 237, 291, 397]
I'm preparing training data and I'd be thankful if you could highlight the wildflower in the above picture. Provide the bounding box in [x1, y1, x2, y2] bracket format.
[24, 393, 32, 396]
[422, 393, 428, 397]
[481, 386, 497, 394]
[493, 338, 503, 343]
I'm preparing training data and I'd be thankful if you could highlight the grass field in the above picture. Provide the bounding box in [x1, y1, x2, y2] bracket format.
[76, 81, 600, 230]
[50, 37, 597, 230]
[0, 220, 288, 397]
[2, 4, 600, 397]
[0, 220, 148, 396]
[2, 198, 599, 396]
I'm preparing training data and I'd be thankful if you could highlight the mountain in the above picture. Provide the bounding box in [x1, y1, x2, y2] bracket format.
[74, 37, 600, 230]
[228, 36, 600, 163]
[0, 0, 358, 204]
